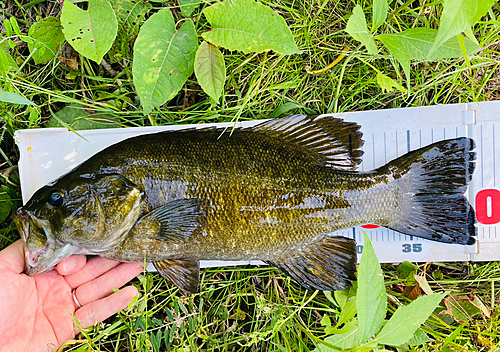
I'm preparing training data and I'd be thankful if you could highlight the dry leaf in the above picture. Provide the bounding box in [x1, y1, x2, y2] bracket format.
[439, 293, 490, 324]
[414, 274, 433, 295]
[402, 283, 422, 300]
[57, 43, 78, 70]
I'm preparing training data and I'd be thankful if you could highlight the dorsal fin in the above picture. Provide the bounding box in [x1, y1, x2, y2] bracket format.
[250, 115, 364, 170]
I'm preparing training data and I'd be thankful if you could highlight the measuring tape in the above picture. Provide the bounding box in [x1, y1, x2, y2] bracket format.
[325, 102, 499, 263]
[15, 101, 500, 264]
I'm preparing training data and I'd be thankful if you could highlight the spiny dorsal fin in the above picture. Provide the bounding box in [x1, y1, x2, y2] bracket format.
[266, 235, 357, 291]
[133, 199, 205, 242]
[251, 115, 364, 170]
[154, 259, 200, 295]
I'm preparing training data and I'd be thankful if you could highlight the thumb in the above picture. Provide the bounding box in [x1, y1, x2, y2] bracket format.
[0, 240, 26, 274]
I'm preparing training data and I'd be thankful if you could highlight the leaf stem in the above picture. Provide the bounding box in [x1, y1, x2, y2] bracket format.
[307, 46, 350, 74]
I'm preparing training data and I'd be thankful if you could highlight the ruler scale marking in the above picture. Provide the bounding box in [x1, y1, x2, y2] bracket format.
[407, 130, 410, 153]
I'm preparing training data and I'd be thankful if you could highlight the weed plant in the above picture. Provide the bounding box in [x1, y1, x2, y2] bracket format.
[1, 0, 500, 351]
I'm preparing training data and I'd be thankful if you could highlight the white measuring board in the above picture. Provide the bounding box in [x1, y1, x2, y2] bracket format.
[15, 101, 500, 266]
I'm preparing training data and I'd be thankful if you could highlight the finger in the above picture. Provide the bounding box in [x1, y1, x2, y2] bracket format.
[74, 262, 143, 306]
[0, 240, 25, 273]
[74, 285, 138, 334]
[64, 256, 123, 289]
[57, 255, 87, 275]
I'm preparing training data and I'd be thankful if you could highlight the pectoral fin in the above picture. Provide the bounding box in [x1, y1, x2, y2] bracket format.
[101, 199, 205, 265]
[131, 198, 205, 242]
[154, 259, 200, 295]
[266, 235, 356, 291]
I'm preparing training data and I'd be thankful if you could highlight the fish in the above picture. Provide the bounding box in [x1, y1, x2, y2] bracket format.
[13, 115, 476, 294]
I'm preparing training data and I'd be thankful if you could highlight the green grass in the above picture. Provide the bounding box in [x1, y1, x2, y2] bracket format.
[1, 0, 500, 351]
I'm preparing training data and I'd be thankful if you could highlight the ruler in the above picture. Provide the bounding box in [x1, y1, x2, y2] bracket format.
[15, 101, 500, 265]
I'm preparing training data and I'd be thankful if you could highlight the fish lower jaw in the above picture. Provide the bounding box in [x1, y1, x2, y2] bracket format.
[25, 243, 49, 268]
[24, 242, 84, 277]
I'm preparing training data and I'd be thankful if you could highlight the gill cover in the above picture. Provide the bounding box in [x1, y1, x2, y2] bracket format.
[57, 174, 143, 251]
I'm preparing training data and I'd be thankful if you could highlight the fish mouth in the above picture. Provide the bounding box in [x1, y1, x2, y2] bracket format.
[13, 208, 78, 276]
[25, 240, 49, 268]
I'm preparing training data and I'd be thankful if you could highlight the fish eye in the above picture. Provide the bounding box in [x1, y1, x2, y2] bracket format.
[48, 192, 63, 206]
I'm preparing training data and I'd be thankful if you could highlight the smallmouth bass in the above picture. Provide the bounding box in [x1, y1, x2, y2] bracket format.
[13, 115, 476, 293]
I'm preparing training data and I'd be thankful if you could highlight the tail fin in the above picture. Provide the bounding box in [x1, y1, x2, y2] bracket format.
[381, 137, 476, 245]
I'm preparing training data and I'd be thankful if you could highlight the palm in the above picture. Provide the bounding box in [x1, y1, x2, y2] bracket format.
[0, 241, 142, 352]
[0, 270, 74, 351]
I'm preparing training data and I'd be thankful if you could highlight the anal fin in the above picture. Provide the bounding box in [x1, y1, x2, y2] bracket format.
[154, 259, 200, 295]
[266, 235, 356, 291]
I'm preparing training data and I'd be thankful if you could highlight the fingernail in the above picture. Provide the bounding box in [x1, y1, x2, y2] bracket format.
[62, 258, 76, 273]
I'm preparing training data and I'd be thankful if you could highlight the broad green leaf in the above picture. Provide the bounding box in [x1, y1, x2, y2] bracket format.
[379, 28, 480, 60]
[346, 5, 378, 55]
[320, 314, 332, 331]
[179, 0, 199, 16]
[46, 105, 120, 130]
[60, 0, 118, 63]
[375, 293, 446, 346]
[1, 184, 16, 200]
[396, 261, 418, 280]
[0, 189, 14, 224]
[194, 41, 226, 102]
[375, 33, 410, 85]
[357, 233, 386, 343]
[312, 325, 360, 351]
[4, 19, 13, 36]
[376, 72, 406, 93]
[0, 45, 18, 75]
[333, 288, 348, 308]
[327, 318, 357, 335]
[337, 296, 357, 326]
[202, 0, 301, 55]
[329, 285, 357, 330]
[376, 28, 480, 85]
[133, 9, 198, 114]
[333, 284, 356, 308]
[10, 17, 21, 36]
[269, 102, 302, 118]
[407, 328, 433, 347]
[372, 0, 388, 32]
[0, 201, 12, 224]
[28, 17, 65, 64]
[428, 0, 495, 58]
[0, 90, 35, 105]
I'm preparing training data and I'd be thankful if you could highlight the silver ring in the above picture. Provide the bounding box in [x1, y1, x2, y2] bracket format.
[72, 290, 82, 308]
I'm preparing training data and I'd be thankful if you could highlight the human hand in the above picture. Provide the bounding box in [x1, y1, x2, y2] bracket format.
[0, 240, 143, 352]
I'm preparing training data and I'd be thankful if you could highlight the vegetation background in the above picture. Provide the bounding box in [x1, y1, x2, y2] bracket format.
[0, 0, 499, 350]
